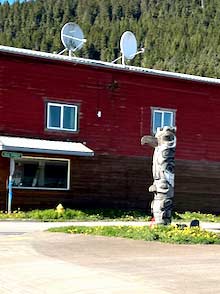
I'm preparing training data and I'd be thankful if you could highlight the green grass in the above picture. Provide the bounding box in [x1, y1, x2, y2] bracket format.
[48, 225, 220, 244]
[0, 208, 151, 222]
[174, 211, 220, 223]
[0, 208, 220, 223]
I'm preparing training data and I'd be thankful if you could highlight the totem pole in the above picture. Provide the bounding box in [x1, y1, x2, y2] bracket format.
[141, 126, 176, 225]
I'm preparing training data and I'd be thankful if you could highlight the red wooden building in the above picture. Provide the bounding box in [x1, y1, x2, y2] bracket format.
[0, 45, 220, 212]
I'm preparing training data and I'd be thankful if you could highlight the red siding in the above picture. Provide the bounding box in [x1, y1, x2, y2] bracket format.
[0, 52, 219, 162]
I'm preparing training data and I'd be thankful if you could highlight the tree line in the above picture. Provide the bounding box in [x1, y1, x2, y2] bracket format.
[1, 0, 220, 78]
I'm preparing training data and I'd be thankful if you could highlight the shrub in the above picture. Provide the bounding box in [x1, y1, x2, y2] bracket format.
[0, 208, 219, 223]
[0, 208, 151, 221]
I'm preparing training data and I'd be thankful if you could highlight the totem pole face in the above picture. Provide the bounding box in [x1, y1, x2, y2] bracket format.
[141, 126, 176, 225]
[141, 126, 176, 148]
[155, 126, 176, 148]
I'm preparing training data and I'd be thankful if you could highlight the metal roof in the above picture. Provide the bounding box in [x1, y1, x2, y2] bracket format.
[0, 136, 94, 156]
[0, 45, 220, 84]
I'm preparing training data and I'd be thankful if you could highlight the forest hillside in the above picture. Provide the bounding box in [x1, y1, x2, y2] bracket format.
[0, 0, 220, 77]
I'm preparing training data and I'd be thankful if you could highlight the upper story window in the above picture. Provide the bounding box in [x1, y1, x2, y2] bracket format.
[47, 102, 78, 132]
[152, 107, 176, 134]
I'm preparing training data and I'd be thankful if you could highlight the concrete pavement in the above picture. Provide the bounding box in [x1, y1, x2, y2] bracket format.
[0, 230, 220, 294]
[0, 220, 151, 237]
[0, 220, 219, 235]
[0, 221, 220, 293]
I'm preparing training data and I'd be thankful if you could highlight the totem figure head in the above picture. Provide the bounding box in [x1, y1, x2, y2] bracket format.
[141, 126, 176, 149]
[155, 126, 176, 148]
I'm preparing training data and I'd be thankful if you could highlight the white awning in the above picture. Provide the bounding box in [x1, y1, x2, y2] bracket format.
[0, 136, 94, 156]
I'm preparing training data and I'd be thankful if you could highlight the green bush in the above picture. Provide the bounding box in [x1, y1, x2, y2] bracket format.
[0, 210, 26, 219]
[48, 225, 220, 245]
[0, 208, 151, 221]
[25, 209, 60, 220]
[0, 208, 220, 223]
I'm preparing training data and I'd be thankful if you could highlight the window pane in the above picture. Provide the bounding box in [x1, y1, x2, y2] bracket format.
[13, 159, 69, 189]
[63, 106, 76, 130]
[164, 112, 172, 127]
[13, 161, 38, 187]
[44, 161, 68, 188]
[49, 105, 61, 128]
[154, 111, 162, 133]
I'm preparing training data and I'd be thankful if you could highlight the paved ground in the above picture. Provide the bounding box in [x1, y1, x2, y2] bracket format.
[0, 221, 219, 293]
[0, 220, 219, 234]
[0, 220, 151, 235]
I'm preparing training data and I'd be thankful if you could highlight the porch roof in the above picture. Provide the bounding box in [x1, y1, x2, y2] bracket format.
[0, 136, 94, 157]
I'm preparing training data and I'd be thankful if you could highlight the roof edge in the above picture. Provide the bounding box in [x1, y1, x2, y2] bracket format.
[0, 45, 220, 84]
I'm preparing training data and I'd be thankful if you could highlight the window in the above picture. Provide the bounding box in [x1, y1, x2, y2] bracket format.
[12, 157, 70, 190]
[47, 102, 78, 131]
[152, 108, 176, 133]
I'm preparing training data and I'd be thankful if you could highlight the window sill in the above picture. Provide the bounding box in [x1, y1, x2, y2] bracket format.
[45, 127, 79, 134]
[12, 187, 69, 191]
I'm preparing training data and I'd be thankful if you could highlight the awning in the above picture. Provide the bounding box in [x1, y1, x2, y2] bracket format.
[0, 136, 94, 157]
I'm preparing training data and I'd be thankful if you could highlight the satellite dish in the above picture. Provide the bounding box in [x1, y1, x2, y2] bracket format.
[120, 31, 137, 62]
[112, 31, 144, 65]
[59, 22, 86, 56]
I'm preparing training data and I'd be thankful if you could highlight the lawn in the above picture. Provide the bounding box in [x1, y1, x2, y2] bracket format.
[48, 224, 220, 245]
[1, 208, 220, 222]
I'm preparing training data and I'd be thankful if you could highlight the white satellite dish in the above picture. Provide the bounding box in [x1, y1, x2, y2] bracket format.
[59, 22, 86, 56]
[120, 31, 137, 61]
[112, 31, 144, 65]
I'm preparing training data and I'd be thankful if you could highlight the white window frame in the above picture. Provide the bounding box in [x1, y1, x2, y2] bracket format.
[47, 102, 78, 132]
[12, 156, 70, 191]
[151, 107, 176, 134]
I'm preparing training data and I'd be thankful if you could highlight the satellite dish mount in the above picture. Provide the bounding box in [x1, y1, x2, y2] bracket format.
[59, 22, 86, 56]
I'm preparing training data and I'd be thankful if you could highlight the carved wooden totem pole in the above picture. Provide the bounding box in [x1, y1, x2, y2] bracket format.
[141, 126, 176, 225]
